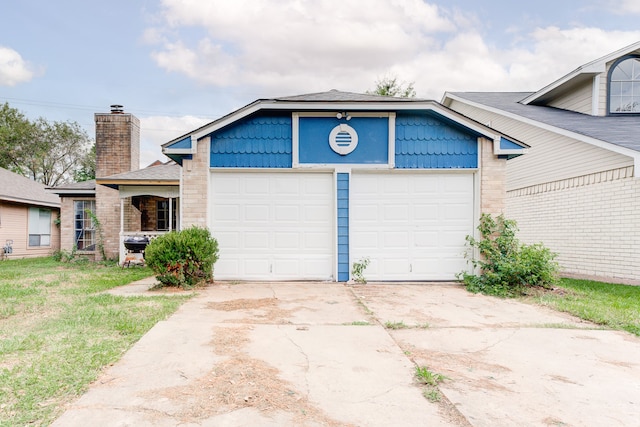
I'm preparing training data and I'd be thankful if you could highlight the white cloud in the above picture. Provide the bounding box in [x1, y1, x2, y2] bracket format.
[145, 0, 640, 101]
[148, 0, 452, 93]
[0, 46, 37, 86]
[139, 115, 211, 167]
[617, 0, 640, 14]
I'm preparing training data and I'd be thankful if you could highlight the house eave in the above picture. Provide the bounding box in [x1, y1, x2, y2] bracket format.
[0, 196, 60, 208]
[163, 97, 528, 160]
[443, 92, 640, 177]
[96, 179, 180, 186]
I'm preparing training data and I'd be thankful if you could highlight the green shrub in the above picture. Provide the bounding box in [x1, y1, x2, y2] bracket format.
[459, 214, 559, 297]
[144, 226, 219, 289]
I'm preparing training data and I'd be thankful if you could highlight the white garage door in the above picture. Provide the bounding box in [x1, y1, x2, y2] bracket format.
[210, 172, 334, 280]
[351, 173, 475, 281]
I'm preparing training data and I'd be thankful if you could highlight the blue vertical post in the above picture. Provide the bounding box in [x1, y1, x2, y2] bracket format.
[337, 173, 350, 281]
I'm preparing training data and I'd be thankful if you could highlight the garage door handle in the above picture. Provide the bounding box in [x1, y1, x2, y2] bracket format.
[409, 264, 412, 272]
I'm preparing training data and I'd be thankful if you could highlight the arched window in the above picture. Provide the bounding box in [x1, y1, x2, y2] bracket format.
[609, 56, 640, 114]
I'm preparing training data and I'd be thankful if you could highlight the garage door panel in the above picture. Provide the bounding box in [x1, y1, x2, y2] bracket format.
[444, 175, 471, 191]
[244, 232, 269, 249]
[305, 176, 332, 194]
[413, 203, 438, 221]
[244, 177, 270, 194]
[381, 258, 409, 275]
[274, 232, 300, 249]
[245, 205, 270, 221]
[211, 172, 334, 280]
[304, 232, 331, 249]
[352, 204, 378, 221]
[383, 178, 410, 194]
[351, 173, 474, 281]
[305, 206, 331, 222]
[274, 205, 299, 221]
[414, 231, 438, 247]
[215, 205, 240, 221]
[384, 205, 409, 221]
[384, 231, 409, 248]
[443, 204, 473, 221]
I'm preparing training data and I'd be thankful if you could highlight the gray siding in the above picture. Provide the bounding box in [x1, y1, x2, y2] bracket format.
[547, 79, 593, 114]
[448, 100, 634, 190]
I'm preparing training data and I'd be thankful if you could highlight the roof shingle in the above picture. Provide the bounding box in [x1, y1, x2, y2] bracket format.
[0, 168, 60, 207]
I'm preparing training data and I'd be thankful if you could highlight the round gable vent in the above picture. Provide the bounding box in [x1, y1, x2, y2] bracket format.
[329, 124, 358, 155]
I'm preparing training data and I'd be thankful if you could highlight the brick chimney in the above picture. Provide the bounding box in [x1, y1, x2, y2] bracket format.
[95, 105, 140, 178]
[94, 105, 140, 260]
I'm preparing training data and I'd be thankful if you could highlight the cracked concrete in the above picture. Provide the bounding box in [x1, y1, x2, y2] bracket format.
[53, 280, 640, 427]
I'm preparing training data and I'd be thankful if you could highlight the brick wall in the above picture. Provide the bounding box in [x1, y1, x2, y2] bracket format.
[480, 138, 507, 216]
[507, 166, 640, 283]
[180, 136, 210, 228]
[94, 110, 141, 260]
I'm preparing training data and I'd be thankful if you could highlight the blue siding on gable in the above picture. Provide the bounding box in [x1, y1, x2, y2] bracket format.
[210, 115, 293, 168]
[166, 136, 192, 150]
[500, 137, 524, 150]
[395, 113, 478, 168]
[337, 173, 350, 282]
[299, 117, 389, 164]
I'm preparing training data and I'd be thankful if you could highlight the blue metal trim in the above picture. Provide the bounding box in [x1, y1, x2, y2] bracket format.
[336, 173, 350, 282]
[395, 113, 478, 168]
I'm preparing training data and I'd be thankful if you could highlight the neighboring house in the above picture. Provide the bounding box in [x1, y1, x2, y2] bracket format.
[49, 106, 180, 261]
[443, 41, 640, 284]
[162, 90, 527, 282]
[0, 167, 61, 258]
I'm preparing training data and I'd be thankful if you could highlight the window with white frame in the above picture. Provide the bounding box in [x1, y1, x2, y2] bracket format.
[156, 199, 177, 231]
[609, 56, 640, 114]
[74, 200, 96, 250]
[28, 208, 51, 247]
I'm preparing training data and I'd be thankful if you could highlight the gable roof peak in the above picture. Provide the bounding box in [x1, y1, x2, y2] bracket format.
[521, 40, 640, 105]
[268, 89, 428, 103]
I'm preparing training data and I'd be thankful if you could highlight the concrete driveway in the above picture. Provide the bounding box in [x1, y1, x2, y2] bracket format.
[52, 281, 640, 427]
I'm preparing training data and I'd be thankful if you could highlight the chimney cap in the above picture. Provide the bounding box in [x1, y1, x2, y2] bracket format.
[110, 104, 124, 113]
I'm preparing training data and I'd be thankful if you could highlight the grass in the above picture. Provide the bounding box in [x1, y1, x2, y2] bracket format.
[414, 366, 447, 403]
[0, 257, 192, 426]
[526, 278, 640, 336]
[384, 320, 429, 330]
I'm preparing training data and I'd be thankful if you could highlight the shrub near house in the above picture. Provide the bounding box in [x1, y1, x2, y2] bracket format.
[144, 226, 219, 288]
[460, 214, 559, 297]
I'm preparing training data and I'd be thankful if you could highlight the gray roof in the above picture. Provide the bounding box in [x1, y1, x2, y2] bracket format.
[96, 163, 180, 183]
[0, 168, 61, 207]
[272, 89, 429, 103]
[47, 179, 96, 194]
[449, 92, 640, 153]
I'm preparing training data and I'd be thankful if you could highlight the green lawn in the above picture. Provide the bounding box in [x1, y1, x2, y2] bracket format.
[528, 278, 640, 336]
[0, 257, 191, 426]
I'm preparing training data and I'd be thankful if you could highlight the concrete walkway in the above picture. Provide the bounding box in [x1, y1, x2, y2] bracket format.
[52, 281, 640, 426]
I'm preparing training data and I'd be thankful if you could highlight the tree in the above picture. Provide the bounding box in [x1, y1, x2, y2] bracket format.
[0, 102, 95, 186]
[367, 75, 416, 98]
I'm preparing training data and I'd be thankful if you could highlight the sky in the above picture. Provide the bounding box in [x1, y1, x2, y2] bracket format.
[1, 0, 640, 168]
